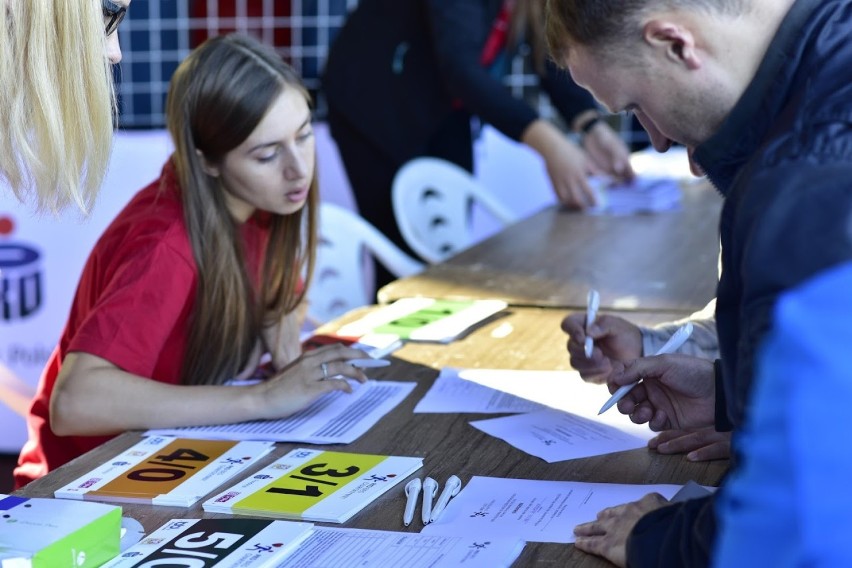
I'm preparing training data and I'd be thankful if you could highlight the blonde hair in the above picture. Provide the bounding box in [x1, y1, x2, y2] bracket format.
[0, 0, 116, 213]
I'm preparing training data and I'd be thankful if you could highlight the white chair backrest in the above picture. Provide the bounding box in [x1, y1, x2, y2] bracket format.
[392, 157, 517, 263]
[308, 203, 424, 324]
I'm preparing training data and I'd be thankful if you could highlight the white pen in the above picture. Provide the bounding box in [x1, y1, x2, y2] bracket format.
[584, 289, 601, 358]
[421, 477, 438, 525]
[403, 478, 421, 527]
[429, 475, 462, 523]
[598, 322, 694, 415]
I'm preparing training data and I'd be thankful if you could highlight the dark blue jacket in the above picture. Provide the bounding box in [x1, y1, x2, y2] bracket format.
[628, 0, 852, 565]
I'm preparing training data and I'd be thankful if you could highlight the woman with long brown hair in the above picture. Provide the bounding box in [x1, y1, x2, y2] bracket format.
[14, 34, 367, 488]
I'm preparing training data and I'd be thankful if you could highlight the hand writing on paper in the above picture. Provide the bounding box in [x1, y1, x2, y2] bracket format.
[649, 427, 732, 461]
[608, 354, 716, 431]
[574, 493, 669, 568]
[561, 312, 643, 384]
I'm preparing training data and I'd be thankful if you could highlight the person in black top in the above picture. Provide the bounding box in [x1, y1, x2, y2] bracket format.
[323, 0, 633, 289]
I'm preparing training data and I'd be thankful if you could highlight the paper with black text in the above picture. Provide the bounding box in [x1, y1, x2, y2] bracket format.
[145, 380, 415, 444]
[414, 369, 545, 414]
[420, 476, 682, 543]
[470, 407, 653, 462]
[277, 527, 524, 568]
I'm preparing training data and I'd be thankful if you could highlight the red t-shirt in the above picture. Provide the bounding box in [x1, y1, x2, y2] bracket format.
[14, 162, 270, 488]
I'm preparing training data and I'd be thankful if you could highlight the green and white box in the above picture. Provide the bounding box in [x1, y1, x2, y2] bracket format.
[0, 494, 121, 567]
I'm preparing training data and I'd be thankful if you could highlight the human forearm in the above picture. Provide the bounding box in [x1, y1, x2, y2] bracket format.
[50, 352, 267, 436]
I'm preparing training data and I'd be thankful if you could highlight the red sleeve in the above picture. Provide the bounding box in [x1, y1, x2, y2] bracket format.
[68, 239, 196, 381]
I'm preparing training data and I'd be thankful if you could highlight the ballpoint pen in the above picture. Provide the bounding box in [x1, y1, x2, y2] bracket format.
[403, 478, 421, 527]
[598, 322, 694, 415]
[429, 475, 462, 523]
[584, 289, 600, 358]
[421, 477, 438, 525]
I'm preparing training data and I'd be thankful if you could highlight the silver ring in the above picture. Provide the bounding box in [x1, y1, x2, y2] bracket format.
[320, 362, 329, 381]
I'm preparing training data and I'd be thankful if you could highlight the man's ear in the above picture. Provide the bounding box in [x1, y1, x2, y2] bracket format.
[642, 19, 701, 70]
[195, 149, 220, 177]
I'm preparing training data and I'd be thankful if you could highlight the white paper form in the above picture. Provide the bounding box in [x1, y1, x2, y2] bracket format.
[277, 527, 525, 568]
[452, 368, 653, 432]
[470, 408, 653, 462]
[421, 476, 682, 543]
[414, 369, 545, 414]
[145, 380, 415, 444]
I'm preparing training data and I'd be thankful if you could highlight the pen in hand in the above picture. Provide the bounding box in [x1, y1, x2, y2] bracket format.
[584, 289, 600, 358]
[598, 322, 694, 415]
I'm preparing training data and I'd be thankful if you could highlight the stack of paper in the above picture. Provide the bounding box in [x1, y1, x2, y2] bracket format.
[277, 527, 525, 568]
[0, 494, 121, 567]
[146, 380, 416, 444]
[587, 175, 682, 215]
[203, 448, 422, 523]
[54, 436, 274, 506]
[103, 518, 314, 567]
[336, 297, 507, 343]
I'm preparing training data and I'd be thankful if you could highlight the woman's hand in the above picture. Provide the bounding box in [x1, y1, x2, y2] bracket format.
[581, 120, 635, 182]
[254, 343, 369, 418]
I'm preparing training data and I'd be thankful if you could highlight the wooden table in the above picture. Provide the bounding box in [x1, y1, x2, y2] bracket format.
[17, 307, 727, 567]
[379, 183, 722, 313]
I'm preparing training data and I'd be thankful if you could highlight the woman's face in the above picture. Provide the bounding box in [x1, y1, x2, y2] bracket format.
[105, 0, 131, 64]
[212, 88, 316, 223]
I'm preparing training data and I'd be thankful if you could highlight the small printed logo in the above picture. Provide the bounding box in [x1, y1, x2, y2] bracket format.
[470, 511, 488, 518]
[293, 451, 313, 459]
[79, 478, 101, 489]
[542, 440, 557, 446]
[215, 492, 239, 503]
[223, 457, 246, 465]
[166, 521, 190, 530]
[142, 538, 165, 545]
[0, 216, 44, 322]
[253, 474, 273, 480]
[112, 461, 130, 466]
[248, 542, 283, 553]
[470, 541, 491, 550]
[122, 552, 144, 558]
[364, 474, 394, 482]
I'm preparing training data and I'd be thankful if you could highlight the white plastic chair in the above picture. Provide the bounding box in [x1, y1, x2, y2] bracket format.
[308, 203, 424, 324]
[392, 157, 518, 263]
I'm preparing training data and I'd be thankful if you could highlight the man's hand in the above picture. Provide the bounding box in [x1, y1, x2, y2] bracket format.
[561, 312, 643, 384]
[649, 427, 731, 461]
[609, 354, 716, 431]
[573, 493, 669, 567]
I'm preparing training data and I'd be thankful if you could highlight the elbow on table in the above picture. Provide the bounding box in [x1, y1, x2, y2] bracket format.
[48, 388, 92, 436]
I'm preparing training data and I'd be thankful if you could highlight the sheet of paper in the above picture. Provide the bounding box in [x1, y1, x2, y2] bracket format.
[448, 368, 654, 433]
[586, 175, 682, 216]
[421, 476, 682, 543]
[145, 380, 415, 444]
[277, 527, 525, 568]
[470, 407, 653, 462]
[414, 370, 545, 414]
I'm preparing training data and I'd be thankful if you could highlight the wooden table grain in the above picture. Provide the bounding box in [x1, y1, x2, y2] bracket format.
[379, 183, 722, 313]
[16, 307, 727, 568]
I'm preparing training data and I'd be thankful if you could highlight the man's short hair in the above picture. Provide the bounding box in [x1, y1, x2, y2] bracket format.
[545, 0, 745, 63]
